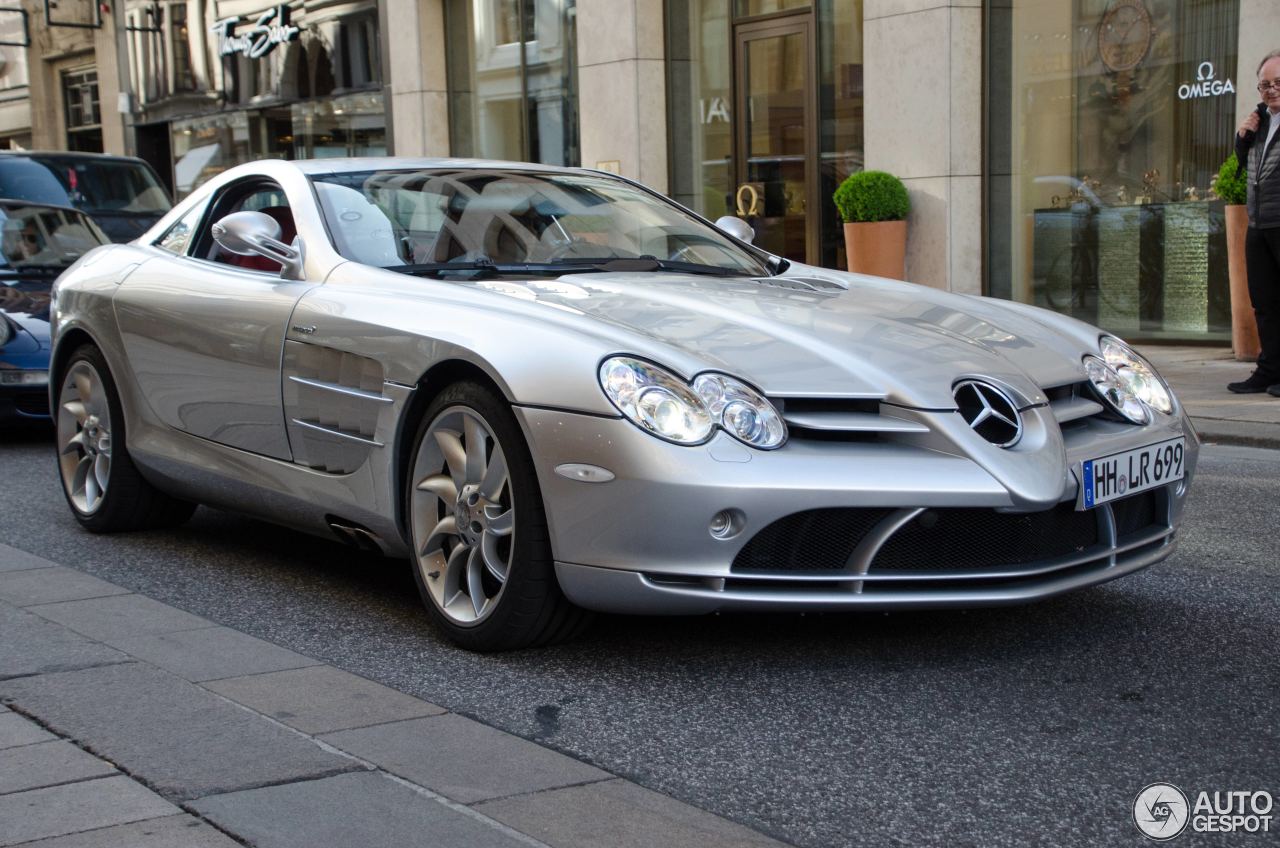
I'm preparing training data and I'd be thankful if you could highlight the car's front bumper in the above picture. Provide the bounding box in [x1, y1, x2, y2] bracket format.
[516, 402, 1197, 615]
[0, 381, 51, 425]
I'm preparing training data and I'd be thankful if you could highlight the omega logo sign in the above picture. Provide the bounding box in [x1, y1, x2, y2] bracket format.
[1177, 61, 1235, 100]
[212, 5, 302, 60]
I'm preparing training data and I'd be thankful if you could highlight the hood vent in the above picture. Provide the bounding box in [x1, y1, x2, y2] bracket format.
[776, 397, 929, 440]
[751, 277, 846, 295]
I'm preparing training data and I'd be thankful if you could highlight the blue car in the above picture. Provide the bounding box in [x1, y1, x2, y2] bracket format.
[0, 201, 110, 427]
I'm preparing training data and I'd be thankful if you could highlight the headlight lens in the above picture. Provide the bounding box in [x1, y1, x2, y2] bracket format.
[692, 373, 787, 449]
[599, 357, 786, 449]
[1099, 336, 1174, 415]
[1084, 355, 1150, 424]
[600, 357, 713, 444]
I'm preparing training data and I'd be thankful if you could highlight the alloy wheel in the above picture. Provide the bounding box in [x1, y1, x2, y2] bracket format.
[410, 405, 514, 625]
[57, 360, 113, 515]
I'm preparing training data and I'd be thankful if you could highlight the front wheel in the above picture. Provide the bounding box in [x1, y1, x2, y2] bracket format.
[55, 344, 196, 532]
[407, 381, 589, 651]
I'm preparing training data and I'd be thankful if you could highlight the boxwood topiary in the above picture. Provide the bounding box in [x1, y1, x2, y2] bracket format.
[1216, 154, 1247, 205]
[833, 170, 910, 223]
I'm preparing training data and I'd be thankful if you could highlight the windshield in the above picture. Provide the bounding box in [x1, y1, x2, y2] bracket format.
[310, 168, 771, 277]
[30, 156, 172, 215]
[0, 205, 110, 269]
[0, 160, 73, 207]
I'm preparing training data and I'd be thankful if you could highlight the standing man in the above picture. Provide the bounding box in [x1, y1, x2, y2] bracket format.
[1229, 50, 1280, 395]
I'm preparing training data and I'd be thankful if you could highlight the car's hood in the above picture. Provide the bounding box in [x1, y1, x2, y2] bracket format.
[471, 267, 1097, 409]
[0, 280, 53, 350]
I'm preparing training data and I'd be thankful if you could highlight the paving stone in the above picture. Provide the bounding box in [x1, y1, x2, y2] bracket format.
[0, 568, 130, 608]
[474, 779, 788, 848]
[0, 663, 360, 802]
[204, 665, 443, 734]
[0, 713, 56, 750]
[0, 740, 116, 794]
[191, 771, 529, 848]
[9, 814, 241, 848]
[0, 603, 127, 680]
[322, 713, 610, 804]
[26, 595, 211, 643]
[110, 626, 320, 683]
[0, 545, 57, 574]
[0, 777, 177, 846]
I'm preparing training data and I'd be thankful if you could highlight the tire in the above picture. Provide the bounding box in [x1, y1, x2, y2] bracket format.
[406, 381, 591, 651]
[54, 344, 196, 533]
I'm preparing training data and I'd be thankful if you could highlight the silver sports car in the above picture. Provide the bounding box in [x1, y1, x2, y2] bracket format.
[49, 158, 1198, 650]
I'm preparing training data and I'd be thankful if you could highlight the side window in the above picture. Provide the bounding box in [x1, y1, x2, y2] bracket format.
[192, 180, 295, 274]
[155, 201, 208, 256]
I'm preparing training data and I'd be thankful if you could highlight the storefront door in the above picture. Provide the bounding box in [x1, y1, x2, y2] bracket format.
[734, 15, 818, 263]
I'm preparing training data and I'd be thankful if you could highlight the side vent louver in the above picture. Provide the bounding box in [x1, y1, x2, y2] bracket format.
[284, 343, 390, 473]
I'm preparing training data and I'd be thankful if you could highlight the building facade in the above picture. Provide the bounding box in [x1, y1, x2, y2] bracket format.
[20, 0, 1278, 342]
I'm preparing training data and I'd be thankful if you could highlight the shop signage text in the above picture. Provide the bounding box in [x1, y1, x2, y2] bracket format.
[1178, 61, 1235, 100]
[212, 6, 301, 60]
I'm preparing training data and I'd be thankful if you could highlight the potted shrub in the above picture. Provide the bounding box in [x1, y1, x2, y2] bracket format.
[833, 170, 910, 279]
[1217, 154, 1260, 361]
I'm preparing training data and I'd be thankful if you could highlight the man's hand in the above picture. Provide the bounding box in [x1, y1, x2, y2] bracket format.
[1239, 110, 1261, 137]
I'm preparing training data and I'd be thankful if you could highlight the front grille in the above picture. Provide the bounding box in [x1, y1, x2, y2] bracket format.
[731, 508, 894, 572]
[1111, 490, 1159, 538]
[869, 502, 1099, 572]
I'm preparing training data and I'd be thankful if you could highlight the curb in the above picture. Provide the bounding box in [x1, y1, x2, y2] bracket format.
[1189, 418, 1280, 451]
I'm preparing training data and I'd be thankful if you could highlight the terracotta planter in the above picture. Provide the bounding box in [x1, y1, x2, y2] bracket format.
[843, 220, 907, 280]
[1225, 204, 1260, 361]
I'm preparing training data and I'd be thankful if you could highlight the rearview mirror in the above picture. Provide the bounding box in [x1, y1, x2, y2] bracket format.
[211, 211, 304, 280]
[713, 215, 755, 244]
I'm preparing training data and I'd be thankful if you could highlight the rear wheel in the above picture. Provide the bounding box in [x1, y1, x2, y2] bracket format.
[55, 344, 195, 532]
[407, 381, 589, 651]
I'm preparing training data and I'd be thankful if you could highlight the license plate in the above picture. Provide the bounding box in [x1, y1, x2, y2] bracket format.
[1080, 437, 1185, 509]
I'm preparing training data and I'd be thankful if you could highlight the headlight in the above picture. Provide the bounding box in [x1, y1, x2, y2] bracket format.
[1084, 356, 1150, 424]
[692, 373, 787, 449]
[600, 357, 713, 444]
[599, 357, 786, 449]
[1099, 336, 1174, 415]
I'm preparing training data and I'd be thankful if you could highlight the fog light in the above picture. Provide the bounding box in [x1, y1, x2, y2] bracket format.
[709, 509, 744, 540]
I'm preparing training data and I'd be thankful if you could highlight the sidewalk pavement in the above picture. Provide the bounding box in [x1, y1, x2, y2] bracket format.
[1138, 345, 1280, 450]
[0, 543, 787, 848]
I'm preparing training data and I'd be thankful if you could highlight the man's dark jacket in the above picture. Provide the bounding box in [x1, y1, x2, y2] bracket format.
[1236, 109, 1280, 229]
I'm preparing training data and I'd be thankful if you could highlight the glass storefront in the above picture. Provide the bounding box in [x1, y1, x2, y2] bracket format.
[987, 0, 1239, 341]
[445, 0, 580, 166]
[125, 1, 386, 198]
[666, 0, 863, 268]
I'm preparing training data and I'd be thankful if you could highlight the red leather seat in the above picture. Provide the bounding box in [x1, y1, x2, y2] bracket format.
[224, 206, 296, 272]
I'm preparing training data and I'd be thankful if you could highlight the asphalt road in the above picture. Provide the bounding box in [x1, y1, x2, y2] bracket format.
[1, 429, 1276, 847]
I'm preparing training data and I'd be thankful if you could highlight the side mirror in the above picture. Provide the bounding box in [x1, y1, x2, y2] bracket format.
[713, 215, 755, 244]
[211, 211, 305, 280]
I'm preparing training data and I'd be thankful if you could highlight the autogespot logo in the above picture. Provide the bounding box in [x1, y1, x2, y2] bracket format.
[1134, 783, 1190, 841]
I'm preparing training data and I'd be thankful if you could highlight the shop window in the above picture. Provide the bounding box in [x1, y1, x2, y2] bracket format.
[986, 0, 1239, 341]
[62, 67, 102, 152]
[336, 13, 381, 89]
[445, 0, 579, 166]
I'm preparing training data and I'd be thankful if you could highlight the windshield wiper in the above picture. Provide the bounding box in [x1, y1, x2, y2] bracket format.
[570, 257, 744, 277]
[387, 256, 750, 279]
[0, 264, 68, 276]
[387, 260, 592, 279]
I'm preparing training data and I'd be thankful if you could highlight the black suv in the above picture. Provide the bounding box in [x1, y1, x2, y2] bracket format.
[0, 152, 172, 243]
